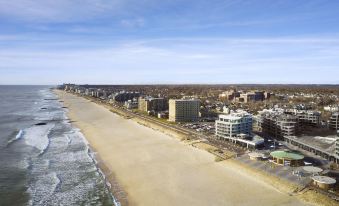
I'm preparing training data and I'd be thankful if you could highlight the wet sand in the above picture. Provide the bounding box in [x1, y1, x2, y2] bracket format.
[56, 91, 308, 206]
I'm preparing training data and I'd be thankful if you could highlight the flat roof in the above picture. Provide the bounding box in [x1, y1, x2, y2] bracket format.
[312, 176, 336, 184]
[303, 166, 323, 173]
[285, 135, 336, 154]
[248, 152, 265, 158]
[270, 150, 304, 160]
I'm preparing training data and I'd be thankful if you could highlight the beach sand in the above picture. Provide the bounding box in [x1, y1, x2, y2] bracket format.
[56, 91, 308, 206]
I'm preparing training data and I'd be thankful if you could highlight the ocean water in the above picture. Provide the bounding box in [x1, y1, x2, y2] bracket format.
[0, 86, 113, 206]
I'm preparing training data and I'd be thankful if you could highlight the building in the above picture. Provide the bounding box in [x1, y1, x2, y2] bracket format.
[239, 91, 265, 103]
[284, 134, 339, 163]
[112, 91, 140, 103]
[285, 109, 320, 126]
[252, 115, 263, 132]
[124, 100, 138, 109]
[329, 112, 339, 130]
[169, 99, 200, 122]
[336, 130, 339, 159]
[215, 111, 264, 148]
[296, 110, 320, 126]
[270, 150, 304, 167]
[138, 97, 168, 112]
[311, 176, 336, 190]
[324, 105, 339, 112]
[85, 88, 95, 96]
[260, 109, 298, 140]
[219, 90, 270, 102]
[216, 111, 252, 138]
[218, 90, 240, 101]
[63, 84, 76, 91]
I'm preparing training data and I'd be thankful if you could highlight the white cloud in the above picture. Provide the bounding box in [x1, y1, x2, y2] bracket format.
[0, 37, 339, 84]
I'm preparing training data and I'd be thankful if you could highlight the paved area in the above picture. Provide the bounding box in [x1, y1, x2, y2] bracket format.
[236, 154, 312, 188]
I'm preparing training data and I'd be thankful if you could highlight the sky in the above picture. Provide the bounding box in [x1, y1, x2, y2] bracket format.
[0, 0, 339, 85]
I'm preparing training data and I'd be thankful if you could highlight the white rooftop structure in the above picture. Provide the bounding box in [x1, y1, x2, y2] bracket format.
[312, 176, 336, 185]
[303, 166, 323, 174]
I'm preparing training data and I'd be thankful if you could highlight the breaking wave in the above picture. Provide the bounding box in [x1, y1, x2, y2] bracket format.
[24, 124, 54, 155]
[7, 129, 25, 144]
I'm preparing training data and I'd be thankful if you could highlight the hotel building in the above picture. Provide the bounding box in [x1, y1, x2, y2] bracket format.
[169, 99, 200, 122]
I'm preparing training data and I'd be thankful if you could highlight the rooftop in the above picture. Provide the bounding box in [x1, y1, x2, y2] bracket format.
[270, 150, 304, 160]
[303, 166, 323, 173]
[312, 176, 336, 185]
[218, 110, 251, 120]
[285, 135, 336, 155]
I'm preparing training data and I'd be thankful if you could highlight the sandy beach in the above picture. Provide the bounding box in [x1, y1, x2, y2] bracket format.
[56, 90, 308, 206]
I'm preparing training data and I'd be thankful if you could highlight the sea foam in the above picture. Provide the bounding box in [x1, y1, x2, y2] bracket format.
[24, 124, 54, 155]
[16, 129, 24, 139]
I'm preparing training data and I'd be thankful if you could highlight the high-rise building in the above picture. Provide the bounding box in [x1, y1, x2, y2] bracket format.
[168, 99, 200, 122]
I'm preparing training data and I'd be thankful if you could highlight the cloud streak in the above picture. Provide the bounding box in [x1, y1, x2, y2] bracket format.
[1, 37, 338, 84]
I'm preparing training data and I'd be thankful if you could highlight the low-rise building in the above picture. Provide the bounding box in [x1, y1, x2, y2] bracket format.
[260, 109, 298, 140]
[138, 97, 168, 112]
[124, 100, 138, 109]
[285, 110, 321, 126]
[324, 105, 339, 112]
[285, 134, 339, 163]
[219, 90, 270, 103]
[296, 110, 321, 126]
[112, 91, 140, 103]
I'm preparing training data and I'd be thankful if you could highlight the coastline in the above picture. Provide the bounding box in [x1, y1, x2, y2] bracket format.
[88, 146, 128, 206]
[60, 102, 128, 205]
[55, 90, 334, 206]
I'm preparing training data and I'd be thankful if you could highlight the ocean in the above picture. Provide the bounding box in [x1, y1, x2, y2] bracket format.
[0, 86, 113, 206]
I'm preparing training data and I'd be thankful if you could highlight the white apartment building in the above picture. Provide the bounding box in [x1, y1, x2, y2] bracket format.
[215, 111, 252, 139]
[169, 99, 200, 122]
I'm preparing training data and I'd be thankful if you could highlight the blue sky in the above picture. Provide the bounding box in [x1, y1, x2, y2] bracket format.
[0, 0, 339, 84]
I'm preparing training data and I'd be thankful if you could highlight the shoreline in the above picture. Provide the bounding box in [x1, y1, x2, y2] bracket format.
[62, 107, 128, 205]
[89, 146, 128, 206]
[55, 90, 336, 206]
